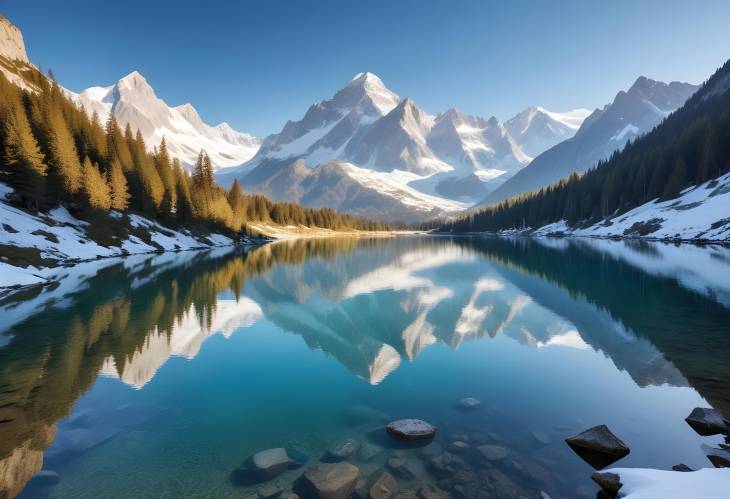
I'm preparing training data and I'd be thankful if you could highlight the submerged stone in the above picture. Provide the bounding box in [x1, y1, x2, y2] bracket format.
[477, 444, 509, 461]
[325, 438, 359, 462]
[565, 425, 630, 469]
[685, 407, 730, 436]
[386, 419, 436, 440]
[357, 441, 383, 463]
[368, 470, 397, 499]
[456, 397, 481, 410]
[235, 447, 305, 483]
[591, 471, 623, 496]
[299, 462, 360, 499]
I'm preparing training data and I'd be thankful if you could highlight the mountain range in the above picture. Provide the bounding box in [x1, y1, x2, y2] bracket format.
[216, 72, 591, 221]
[480, 77, 698, 206]
[0, 14, 699, 222]
[64, 71, 260, 169]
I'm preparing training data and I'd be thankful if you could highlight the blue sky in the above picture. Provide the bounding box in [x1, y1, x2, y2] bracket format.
[6, 0, 730, 137]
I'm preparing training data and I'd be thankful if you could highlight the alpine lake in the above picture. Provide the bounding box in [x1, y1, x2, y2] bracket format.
[1, 235, 729, 498]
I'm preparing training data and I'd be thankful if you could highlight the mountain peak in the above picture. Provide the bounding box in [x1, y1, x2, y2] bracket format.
[330, 71, 399, 115]
[116, 70, 154, 94]
[349, 71, 384, 86]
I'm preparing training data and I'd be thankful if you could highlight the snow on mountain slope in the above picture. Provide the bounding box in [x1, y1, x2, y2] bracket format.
[65, 71, 260, 169]
[0, 182, 236, 289]
[221, 72, 539, 220]
[504, 106, 591, 158]
[514, 171, 730, 242]
[482, 77, 698, 207]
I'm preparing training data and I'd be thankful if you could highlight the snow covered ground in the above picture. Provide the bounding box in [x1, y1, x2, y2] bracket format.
[606, 467, 730, 499]
[0, 182, 237, 289]
[499, 171, 730, 243]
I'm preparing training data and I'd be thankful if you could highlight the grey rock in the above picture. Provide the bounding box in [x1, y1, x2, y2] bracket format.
[325, 438, 359, 462]
[300, 463, 360, 499]
[387, 419, 437, 441]
[249, 448, 291, 481]
[428, 451, 465, 478]
[591, 472, 622, 496]
[477, 444, 509, 461]
[565, 425, 630, 469]
[685, 407, 730, 436]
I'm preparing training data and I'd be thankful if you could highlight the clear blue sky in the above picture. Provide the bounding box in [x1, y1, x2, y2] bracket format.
[5, 0, 730, 137]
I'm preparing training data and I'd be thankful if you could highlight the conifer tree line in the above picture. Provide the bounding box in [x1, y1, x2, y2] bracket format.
[441, 58, 730, 233]
[0, 67, 388, 234]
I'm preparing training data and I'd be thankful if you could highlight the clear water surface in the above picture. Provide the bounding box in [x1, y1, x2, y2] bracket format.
[1, 236, 729, 498]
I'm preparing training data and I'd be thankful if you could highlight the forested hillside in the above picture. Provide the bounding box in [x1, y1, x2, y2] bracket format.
[441, 58, 730, 235]
[0, 62, 388, 236]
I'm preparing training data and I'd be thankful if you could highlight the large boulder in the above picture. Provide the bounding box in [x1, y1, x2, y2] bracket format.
[565, 425, 630, 469]
[685, 407, 730, 436]
[386, 419, 436, 441]
[299, 463, 360, 499]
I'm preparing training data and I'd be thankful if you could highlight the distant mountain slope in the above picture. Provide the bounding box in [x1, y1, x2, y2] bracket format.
[504, 107, 591, 158]
[220, 72, 587, 221]
[480, 77, 698, 206]
[442, 58, 730, 242]
[64, 72, 260, 170]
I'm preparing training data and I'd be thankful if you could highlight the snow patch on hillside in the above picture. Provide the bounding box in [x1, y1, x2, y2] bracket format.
[530, 171, 730, 242]
[0, 182, 236, 289]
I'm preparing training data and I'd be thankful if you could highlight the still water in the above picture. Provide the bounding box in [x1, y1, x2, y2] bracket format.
[1, 236, 729, 498]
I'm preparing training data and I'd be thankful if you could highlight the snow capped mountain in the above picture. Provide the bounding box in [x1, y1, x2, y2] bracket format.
[481, 77, 698, 207]
[65, 71, 260, 170]
[504, 106, 591, 158]
[220, 72, 540, 221]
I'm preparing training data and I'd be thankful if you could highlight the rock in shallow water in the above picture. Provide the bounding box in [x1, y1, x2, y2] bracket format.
[325, 438, 359, 462]
[386, 419, 436, 441]
[565, 425, 630, 469]
[299, 462, 360, 499]
[477, 444, 509, 461]
[672, 463, 693, 472]
[685, 407, 730, 436]
[368, 470, 397, 499]
[456, 397, 481, 411]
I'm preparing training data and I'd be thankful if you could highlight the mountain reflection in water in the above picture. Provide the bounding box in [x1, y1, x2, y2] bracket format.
[0, 236, 729, 498]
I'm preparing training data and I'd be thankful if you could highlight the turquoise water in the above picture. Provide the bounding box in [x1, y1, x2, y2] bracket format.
[1, 236, 729, 498]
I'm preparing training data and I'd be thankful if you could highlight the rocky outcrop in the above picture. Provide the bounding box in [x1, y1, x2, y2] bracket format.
[0, 16, 28, 63]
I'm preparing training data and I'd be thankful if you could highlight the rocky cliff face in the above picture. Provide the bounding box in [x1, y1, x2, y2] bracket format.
[0, 16, 28, 63]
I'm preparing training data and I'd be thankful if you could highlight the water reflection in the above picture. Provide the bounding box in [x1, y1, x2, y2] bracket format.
[0, 236, 729, 497]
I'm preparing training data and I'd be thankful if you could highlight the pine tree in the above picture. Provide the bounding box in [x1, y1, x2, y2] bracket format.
[107, 158, 129, 211]
[2, 103, 47, 207]
[155, 137, 176, 213]
[662, 157, 688, 199]
[82, 156, 111, 210]
[46, 106, 82, 199]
